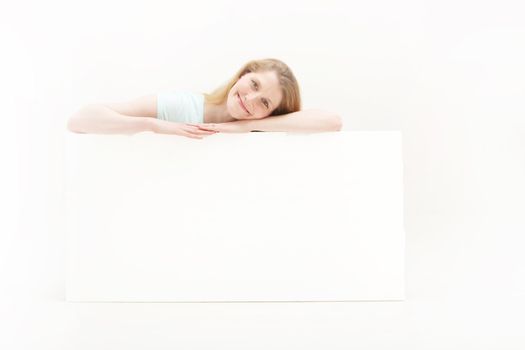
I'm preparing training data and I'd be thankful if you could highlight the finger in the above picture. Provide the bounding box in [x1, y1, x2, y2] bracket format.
[198, 127, 217, 132]
[183, 126, 217, 135]
[185, 124, 216, 132]
[194, 123, 217, 131]
[186, 123, 212, 129]
[180, 131, 203, 139]
[193, 129, 218, 135]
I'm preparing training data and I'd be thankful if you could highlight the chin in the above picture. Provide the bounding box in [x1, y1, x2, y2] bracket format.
[227, 108, 244, 120]
[225, 97, 240, 119]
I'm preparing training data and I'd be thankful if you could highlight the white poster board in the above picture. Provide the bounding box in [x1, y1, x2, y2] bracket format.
[65, 131, 404, 302]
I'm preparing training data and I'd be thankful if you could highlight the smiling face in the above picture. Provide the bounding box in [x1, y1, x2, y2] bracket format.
[226, 70, 284, 120]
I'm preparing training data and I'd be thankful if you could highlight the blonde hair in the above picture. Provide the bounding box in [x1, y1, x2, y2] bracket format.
[203, 58, 301, 116]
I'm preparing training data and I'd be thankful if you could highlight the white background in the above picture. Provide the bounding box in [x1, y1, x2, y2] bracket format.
[1, 0, 525, 348]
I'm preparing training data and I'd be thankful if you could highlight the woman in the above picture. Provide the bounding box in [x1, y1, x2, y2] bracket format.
[67, 58, 342, 139]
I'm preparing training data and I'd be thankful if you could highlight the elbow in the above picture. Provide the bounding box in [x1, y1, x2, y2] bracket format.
[67, 116, 84, 133]
[67, 109, 92, 134]
[67, 105, 96, 133]
[67, 117, 78, 132]
[328, 115, 343, 132]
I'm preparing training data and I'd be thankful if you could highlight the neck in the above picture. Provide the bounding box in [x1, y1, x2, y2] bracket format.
[204, 101, 236, 123]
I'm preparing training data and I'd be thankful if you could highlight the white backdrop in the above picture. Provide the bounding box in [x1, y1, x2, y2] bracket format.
[5, 0, 523, 250]
[2, 0, 525, 347]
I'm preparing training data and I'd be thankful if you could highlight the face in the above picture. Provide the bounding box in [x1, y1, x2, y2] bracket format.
[227, 70, 283, 120]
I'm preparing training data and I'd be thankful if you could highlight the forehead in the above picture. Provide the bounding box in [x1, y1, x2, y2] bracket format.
[248, 71, 283, 106]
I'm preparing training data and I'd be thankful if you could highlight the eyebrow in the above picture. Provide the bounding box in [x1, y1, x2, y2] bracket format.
[254, 77, 273, 109]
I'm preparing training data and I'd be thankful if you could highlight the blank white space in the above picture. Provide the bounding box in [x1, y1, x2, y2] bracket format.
[65, 132, 404, 301]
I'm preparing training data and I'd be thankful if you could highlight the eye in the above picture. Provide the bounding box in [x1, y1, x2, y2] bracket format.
[251, 79, 258, 90]
[262, 98, 269, 109]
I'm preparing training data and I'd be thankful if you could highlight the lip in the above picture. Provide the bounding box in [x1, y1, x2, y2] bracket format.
[237, 93, 250, 114]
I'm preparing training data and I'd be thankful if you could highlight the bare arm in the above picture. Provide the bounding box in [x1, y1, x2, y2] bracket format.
[240, 109, 343, 132]
[67, 103, 215, 138]
[67, 104, 154, 134]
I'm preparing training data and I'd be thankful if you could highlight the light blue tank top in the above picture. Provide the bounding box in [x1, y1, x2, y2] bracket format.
[156, 90, 204, 124]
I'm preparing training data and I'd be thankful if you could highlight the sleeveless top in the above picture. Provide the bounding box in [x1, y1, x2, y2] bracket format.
[156, 90, 204, 124]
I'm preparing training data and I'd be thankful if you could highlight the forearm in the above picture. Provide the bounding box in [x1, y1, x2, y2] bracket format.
[67, 105, 153, 134]
[241, 109, 343, 132]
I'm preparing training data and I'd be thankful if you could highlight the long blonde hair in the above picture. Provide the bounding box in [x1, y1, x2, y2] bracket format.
[203, 58, 301, 116]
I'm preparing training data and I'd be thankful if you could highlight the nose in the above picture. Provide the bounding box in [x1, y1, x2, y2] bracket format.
[246, 91, 260, 101]
[245, 92, 261, 108]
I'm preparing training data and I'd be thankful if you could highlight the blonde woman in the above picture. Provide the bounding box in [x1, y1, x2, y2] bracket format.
[67, 58, 342, 139]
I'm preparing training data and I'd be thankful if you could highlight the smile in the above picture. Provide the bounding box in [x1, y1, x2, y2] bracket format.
[237, 93, 249, 114]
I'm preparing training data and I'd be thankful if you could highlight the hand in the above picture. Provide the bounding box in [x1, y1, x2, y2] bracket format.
[151, 120, 218, 139]
[188, 122, 247, 133]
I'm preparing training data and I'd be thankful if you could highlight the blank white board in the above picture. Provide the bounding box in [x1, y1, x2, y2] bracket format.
[64, 131, 404, 302]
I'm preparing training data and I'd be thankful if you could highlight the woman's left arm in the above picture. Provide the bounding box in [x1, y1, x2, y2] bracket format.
[193, 109, 343, 133]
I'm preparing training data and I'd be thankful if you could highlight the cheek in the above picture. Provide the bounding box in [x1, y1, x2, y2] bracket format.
[238, 83, 249, 93]
[226, 95, 239, 115]
[250, 111, 269, 120]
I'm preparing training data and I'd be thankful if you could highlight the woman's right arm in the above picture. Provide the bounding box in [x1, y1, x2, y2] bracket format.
[67, 104, 155, 135]
[67, 95, 215, 138]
